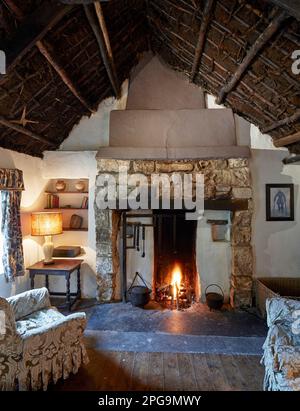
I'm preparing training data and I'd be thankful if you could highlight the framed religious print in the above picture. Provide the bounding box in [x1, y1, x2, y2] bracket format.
[266, 184, 294, 221]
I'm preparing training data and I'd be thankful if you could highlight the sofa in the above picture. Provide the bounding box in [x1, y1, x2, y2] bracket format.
[0, 287, 89, 391]
[262, 297, 300, 391]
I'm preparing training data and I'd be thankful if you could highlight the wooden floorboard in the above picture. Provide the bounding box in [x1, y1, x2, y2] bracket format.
[50, 349, 264, 391]
[177, 353, 198, 391]
[148, 352, 164, 391]
[163, 353, 182, 391]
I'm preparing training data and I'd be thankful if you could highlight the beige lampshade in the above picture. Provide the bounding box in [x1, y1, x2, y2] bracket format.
[31, 212, 63, 236]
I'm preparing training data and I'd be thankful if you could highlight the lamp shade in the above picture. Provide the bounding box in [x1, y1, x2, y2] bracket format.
[31, 212, 63, 236]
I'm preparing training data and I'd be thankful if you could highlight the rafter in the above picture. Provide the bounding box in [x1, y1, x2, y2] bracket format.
[59, 1, 111, 3]
[190, 0, 215, 82]
[84, 3, 120, 97]
[3, 0, 23, 20]
[3, 0, 93, 112]
[1, 3, 74, 75]
[0, 116, 56, 147]
[261, 110, 300, 134]
[274, 131, 300, 147]
[36, 40, 94, 113]
[216, 10, 288, 105]
[269, 0, 300, 21]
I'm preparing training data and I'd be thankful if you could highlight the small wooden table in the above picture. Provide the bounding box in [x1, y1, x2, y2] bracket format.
[27, 259, 84, 311]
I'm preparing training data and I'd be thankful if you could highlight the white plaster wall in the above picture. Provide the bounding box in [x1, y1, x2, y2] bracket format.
[0, 148, 48, 298]
[0, 148, 98, 299]
[250, 124, 288, 151]
[206, 93, 251, 147]
[59, 81, 128, 151]
[251, 149, 300, 279]
[196, 211, 232, 303]
[41, 151, 98, 298]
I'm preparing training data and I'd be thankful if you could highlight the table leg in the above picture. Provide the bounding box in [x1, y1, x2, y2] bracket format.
[30, 272, 35, 289]
[45, 274, 49, 290]
[66, 273, 71, 311]
[77, 268, 81, 299]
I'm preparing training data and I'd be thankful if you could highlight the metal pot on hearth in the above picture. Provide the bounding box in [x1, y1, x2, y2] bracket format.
[205, 284, 224, 310]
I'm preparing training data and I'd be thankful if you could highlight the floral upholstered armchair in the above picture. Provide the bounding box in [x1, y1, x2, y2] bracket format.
[0, 287, 89, 390]
[262, 297, 300, 391]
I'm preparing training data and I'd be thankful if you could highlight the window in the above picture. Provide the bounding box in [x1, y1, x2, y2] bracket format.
[0, 193, 3, 274]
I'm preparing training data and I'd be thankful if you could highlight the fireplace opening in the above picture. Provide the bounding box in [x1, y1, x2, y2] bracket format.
[153, 210, 198, 309]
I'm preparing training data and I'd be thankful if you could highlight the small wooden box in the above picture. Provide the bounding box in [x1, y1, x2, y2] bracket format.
[53, 246, 81, 258]
[70, 214, 83, 229]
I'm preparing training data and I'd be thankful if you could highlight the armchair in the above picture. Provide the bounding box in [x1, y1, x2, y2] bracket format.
[262, 297, 300, 391]
[0, 287, 88, 391]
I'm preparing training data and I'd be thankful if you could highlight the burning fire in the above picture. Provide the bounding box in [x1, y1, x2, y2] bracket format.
[171, 264, 182, 299]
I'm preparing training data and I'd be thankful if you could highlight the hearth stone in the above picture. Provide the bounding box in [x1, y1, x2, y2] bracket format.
[94, 157, 254, 307]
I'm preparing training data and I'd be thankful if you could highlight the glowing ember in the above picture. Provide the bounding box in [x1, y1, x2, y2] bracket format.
[171, 264, 182, 299]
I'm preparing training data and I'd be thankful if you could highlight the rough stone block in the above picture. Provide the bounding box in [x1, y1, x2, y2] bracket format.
[198, 159, 228, 171]
[204, 185, 216, 199]
[96, 273, 114, 302]
[213, 168, 250, 187]
[156, 162, 195, 173]
[97, 243, 112, 257]
[95, 209, 112, 228]
[228, 158, 249, 168]
[232, 211, 252, 227]
[231, 226, 251, 245]
[230, 289, 252, 308]
[231, 187, 252, 199]
[97, 159, 130, 173]
[96, 229, 112, 244]
[132, 160, 155, 174]
[231, 275, 253, 291]
[96, 256, 113, 274]
[232, 246, 253, 277]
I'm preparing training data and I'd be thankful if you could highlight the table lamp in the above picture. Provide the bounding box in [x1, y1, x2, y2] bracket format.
[31, 212, 63, 265]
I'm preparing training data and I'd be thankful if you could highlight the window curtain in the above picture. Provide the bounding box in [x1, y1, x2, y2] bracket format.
[0, 169, 25, 282]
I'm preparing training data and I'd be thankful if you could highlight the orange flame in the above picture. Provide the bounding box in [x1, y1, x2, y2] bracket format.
[171, 264, 182, 299]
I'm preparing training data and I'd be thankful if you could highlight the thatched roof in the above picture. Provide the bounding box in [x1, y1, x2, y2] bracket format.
[0, 0, 299, 157]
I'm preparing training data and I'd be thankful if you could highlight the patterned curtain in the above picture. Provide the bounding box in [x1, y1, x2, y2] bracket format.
[0, 169, 24, 191]
[0, 169, 25, 282]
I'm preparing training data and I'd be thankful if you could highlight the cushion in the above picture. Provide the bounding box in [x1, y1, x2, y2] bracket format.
[16, 308, 64, 336]
[7, 288, 51, 320]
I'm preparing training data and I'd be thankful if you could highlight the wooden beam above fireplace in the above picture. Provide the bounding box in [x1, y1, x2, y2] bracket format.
[204, 199, 248, 211]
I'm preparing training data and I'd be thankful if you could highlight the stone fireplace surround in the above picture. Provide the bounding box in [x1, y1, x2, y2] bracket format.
[95, 157, 253, 309]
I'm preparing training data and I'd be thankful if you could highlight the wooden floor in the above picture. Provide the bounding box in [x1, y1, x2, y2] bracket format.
[50, 349, 264, 391]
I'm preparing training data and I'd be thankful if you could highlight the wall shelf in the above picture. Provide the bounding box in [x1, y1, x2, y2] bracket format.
[44, 179, 89, 232]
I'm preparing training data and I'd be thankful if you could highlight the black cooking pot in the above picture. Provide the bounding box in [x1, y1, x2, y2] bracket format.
[129, 285, 151, 307]
[205, 284, 224, 310]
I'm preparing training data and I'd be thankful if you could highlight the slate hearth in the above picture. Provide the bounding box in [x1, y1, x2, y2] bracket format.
[66, 300, 267, 356]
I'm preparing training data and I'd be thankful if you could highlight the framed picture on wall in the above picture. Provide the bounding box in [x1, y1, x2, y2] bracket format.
[266, 184, 294, 221]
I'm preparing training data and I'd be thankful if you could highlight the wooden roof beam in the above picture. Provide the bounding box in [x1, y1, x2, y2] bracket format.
[3, 1, 93, 112]
[3, 0, 24, 20]
[262, 110, 300, 134]
[59, 1, 111, 3]
[0, 116, 56, 147]
[1, 3, 74, 75]
[84, 3, 120, 98]
[269, 0, 300, 21]
[190, 0, 215, 82]
[36, 40, 94, 113]
[216, 10, 288, 105]
[274, 131, 300, 147]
